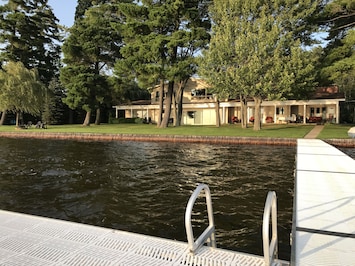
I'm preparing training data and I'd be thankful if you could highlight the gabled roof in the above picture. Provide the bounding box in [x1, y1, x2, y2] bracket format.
[312, 86, 345, 99]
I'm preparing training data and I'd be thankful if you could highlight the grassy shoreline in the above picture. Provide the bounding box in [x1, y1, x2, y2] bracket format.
[0, 123, 354, 147]
[0, 123, 353, 139]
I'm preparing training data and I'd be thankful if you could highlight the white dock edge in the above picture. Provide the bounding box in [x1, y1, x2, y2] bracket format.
[292, 139, 355, 265]
[0, 209, 272, 266]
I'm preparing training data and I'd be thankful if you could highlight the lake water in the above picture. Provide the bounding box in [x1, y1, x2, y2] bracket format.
[0, 137, 352, 260]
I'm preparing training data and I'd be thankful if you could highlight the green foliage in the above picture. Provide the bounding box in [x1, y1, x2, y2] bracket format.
[321, 0, 355, 40]
[60, 65, 108, 111]
[321, 29, 355, 99]
[114, 0, 211, 127]
[316, 0, 355, 111]
[116, 0, 210, 85]
[61, 3, 125, 123]
[0, 0, 61, 85]
[42, 78, 66, 125]
[199, 0, 319, 130]
[0, 61, 44, 119]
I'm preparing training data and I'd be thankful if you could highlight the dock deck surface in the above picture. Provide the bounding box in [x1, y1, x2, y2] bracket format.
[293, 139, 355, 265]
[0, 209, 270, 266]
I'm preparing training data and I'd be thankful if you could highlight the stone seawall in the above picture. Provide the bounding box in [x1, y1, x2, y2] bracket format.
[0, 132, 296, 146]
[0, 132, 354, 147]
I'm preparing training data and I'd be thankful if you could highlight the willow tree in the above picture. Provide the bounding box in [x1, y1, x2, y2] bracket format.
[0, 0, 61, 124]
[200, 0, 319, 130]
[0, 61, 44, 126]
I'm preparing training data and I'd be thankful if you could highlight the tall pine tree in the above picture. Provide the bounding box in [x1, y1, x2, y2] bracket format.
[115, 0, 211, 127]
[61, 2, 125, 125]
[0, 0, 61, 84]
[0, 0, 61, 124]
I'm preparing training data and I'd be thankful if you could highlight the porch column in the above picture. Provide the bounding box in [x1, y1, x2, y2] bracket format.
[131, 107, 133, 118]
[222, 106, 226, 124]
[336, 101, 340, 124]
[274, 104, 277, 123]
[115, 108, 118, 119]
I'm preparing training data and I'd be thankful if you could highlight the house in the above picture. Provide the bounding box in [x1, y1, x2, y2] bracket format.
[113, 78, 345, 125]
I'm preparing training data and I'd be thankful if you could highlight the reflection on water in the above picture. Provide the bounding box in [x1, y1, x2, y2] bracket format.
[0, 138, 296, 260]
[341, 147, 355, 159]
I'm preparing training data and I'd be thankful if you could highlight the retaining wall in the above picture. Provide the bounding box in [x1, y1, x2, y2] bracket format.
[0, 132, 354, 147]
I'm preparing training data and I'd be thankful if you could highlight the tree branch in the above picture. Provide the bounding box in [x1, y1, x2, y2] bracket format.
[322, 12, 355, 23]
[331, 21, 355, 31]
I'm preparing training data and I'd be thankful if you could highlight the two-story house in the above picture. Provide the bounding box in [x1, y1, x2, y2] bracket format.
[113, 78, 345, 125]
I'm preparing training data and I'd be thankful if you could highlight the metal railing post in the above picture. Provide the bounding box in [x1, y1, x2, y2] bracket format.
[185, 183, 216, 254]
[263, 191, 278, 266]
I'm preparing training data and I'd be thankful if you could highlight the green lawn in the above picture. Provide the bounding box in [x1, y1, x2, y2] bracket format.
[317, 124, 354, 139]
[1, 123, 353, 139]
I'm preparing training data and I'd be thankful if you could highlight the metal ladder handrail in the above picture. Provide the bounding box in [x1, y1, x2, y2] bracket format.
[185, 183, 216, 253]
[263, 191, 278, 266]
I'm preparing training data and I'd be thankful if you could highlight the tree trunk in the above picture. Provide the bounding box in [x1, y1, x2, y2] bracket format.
[175, 80, 186, 127]
[0, 111, 6, 125]
[157, 80, 164, 127]
[253, 97, 262, 131]
[95, 108, 100, 125]
[68, 109, 74, 124]
[172, 91, 177, 126]
[15, 112, 20, 127]
[83, 111, 91, 126]
[215, 99, 220, 127]
[160, 81, 174, 128]
[240, 95, 248, 128]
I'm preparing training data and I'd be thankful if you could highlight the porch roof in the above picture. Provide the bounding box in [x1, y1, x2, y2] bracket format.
[113, 98, 346, 110]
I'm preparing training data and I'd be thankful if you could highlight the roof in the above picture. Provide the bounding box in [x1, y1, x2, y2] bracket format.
[312, 86, 345, 99]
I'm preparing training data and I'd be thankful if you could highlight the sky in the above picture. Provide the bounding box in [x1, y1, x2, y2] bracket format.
[48, 0, 76, 27]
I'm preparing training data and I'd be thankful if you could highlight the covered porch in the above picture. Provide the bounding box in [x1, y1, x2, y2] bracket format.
[113, 98, 344, 125]
[223, 99, 344, 124]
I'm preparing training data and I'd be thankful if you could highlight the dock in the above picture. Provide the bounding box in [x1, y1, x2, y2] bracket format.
[0, 182, 289, 266]
[292, 139, 355, 265]
[0, 209, 278, 266]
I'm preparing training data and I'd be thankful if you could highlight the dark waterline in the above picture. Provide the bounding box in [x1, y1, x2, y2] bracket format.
[2, 137, 343, 261]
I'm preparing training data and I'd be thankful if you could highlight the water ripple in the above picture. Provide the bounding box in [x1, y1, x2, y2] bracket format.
[0, 138, 296, 260]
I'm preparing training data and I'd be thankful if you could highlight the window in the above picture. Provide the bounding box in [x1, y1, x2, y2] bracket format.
[155, 91, 159, 101]
[187, 111, 195, 118]
[276, 107, 284, 115]
[191, 89, 206, 97]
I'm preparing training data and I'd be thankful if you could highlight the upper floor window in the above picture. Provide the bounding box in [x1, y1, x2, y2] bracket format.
[191, 89, 206, 97]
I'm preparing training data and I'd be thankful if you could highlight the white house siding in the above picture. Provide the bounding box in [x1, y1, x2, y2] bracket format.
[114, 98, 344, 125]
[113, 79, 345, 125]
[182, 106, 216, 125]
